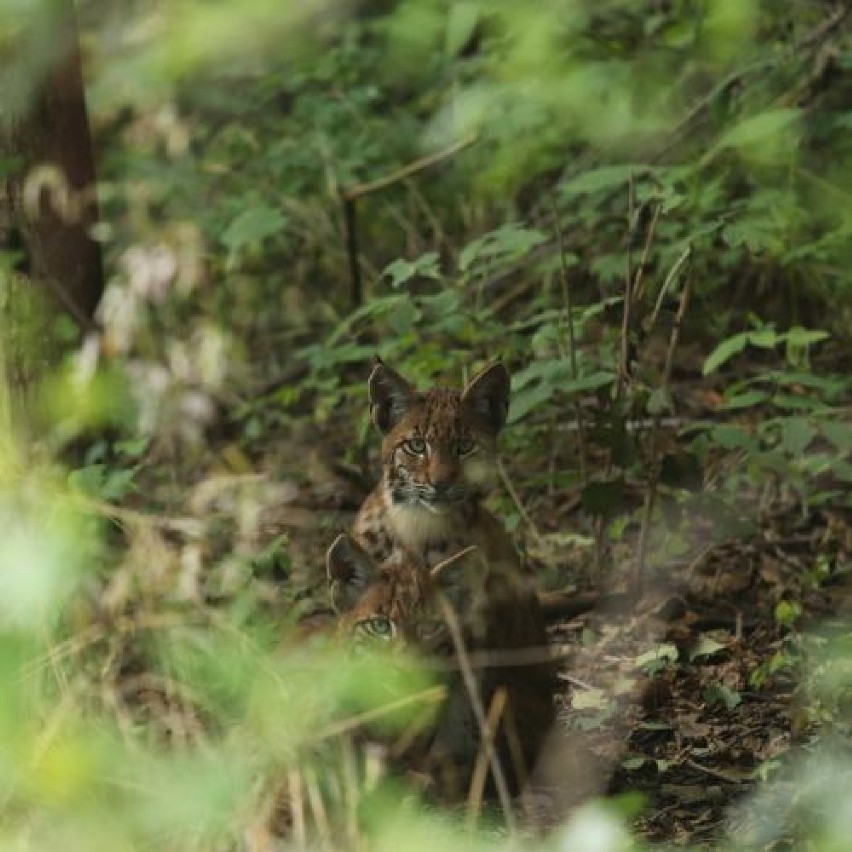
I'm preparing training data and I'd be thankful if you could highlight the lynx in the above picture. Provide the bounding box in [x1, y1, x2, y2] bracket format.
[353, 359, 520, 574]
[326, 532, 556, 801]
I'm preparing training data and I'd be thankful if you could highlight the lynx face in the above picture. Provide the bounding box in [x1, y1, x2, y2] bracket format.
[368, 361, 510, 517]
[325, 534, 476, 656]
[325, 533, 555, 801]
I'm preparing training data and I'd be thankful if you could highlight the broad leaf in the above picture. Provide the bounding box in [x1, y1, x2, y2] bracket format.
[780, 417, 816, 457]
[221, 206, 286, 251]
[703, 332, 749, 375]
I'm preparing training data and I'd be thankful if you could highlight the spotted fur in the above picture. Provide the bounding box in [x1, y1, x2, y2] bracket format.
[353, 359, 519, 571]
[326, 534, 555, 800]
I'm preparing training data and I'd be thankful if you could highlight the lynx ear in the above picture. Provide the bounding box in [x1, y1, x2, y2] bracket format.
[368, 357, 416, 433]
[326, 534, 379, 613]
[461, 362, 510, 434]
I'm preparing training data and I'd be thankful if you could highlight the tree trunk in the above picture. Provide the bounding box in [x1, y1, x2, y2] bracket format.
[1, 0, 104, 397]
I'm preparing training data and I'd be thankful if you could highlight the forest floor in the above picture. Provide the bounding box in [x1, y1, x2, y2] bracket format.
[112, 350, 852, 848]
[240, 419, 850, 847]
[554, 497, 852, 847]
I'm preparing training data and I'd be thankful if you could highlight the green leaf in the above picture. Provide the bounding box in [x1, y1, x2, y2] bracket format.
[767, 371, 844, 395]
[560, 165, 648, 199]
[774, 600, 801, 627]
[709, 424, 756, 451]
[785, 327, 829, 366]
[772, 393, 824, 411]
[507, 382, 553, 423]
[748, 329, 778, 348]
[221, 206, 286, 251]
[635, 643, 679, 672]
[830, 460, 852, 483]
[703, 683, 742, 710]
[690, 634, 726, 661]
[780, 417, 816, 456]
[821, 421, 852, 453]
[784, 327, 829, 348]
[387, 299, 421, 335]
[647, 387, 672, 415]
[722, 389, 769, 409]
[458, 224, 546, 273]
[722, 219, 782, 253]
[590, 253, 629, 284]
[511, 358, 570, 391]
[116, 436, 150, 458]
[711, 108, 800, 160]
[563, 370, 616, 396]
[444, 1, 478, 56]
[68, 464, 137, 501]
[383, 252, 442, 288]
[703, 332, 749, 375]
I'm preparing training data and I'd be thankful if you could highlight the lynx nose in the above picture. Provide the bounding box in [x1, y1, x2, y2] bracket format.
[430, 465, 458, 500]
[431, 481, 452, 498]
[429, 460, 458, 496]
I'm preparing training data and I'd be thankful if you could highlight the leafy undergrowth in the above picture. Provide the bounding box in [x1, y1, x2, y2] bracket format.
[47, 332, 851, 849]
[6, 1, 852, 848]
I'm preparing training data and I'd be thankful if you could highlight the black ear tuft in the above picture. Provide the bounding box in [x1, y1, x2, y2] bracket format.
[368, 359, 416, 433]
[460, 362, 511, 434]
[326, 534, 378, 613]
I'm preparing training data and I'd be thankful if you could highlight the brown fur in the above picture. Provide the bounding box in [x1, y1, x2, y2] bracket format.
[353, 360, 520, 572]
[326, 534, 556, 801]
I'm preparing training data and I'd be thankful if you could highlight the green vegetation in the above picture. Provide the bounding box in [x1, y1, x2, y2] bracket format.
[2, 0, 852, 848]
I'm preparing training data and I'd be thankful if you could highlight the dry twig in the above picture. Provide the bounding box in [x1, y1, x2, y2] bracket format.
[634, 272, 692, 595]
[437, 595, 517, 833]
[466, 687, 508, 830]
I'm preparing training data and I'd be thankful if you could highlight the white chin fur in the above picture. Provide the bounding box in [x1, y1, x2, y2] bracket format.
[388, 502, 455, 550]
[421, 500, 449, 515]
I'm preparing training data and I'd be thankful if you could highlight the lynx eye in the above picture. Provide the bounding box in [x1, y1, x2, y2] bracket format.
[457, 436, 477, 457]
[358, 616, 395, 640]
[415, 619, 444, 642]
[403, 437, 428, 456]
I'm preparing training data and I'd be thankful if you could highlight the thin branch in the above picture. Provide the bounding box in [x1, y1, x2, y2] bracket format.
[631, 203, 662, 305]
[339, 132, 478, 308]
[342, 194, 362, 308]
[552, 201, 587, 485]
[341, 734, 360, 849]
[438, 595, 517, 833]
[794, 1, 852, 50]
[341, 133, 478, 201]
[466, 687, 508, 831]
[634, 273, 692, 596]
[651, 245, 692, 327]
[556, 672, 595, 691]
[685, 757, 746, 786]
[41, 272, 102, 334]
[497, 458, 543, 544]
[288, 769, 307, 849]
[319, 686, 446, 740]
[617, 176, 636, 394]
[303, 764, 332, 849]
